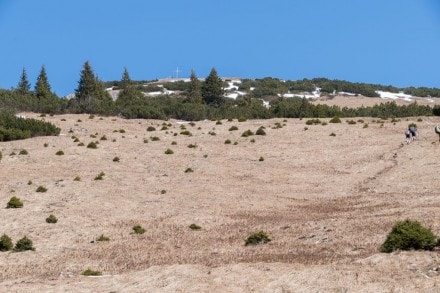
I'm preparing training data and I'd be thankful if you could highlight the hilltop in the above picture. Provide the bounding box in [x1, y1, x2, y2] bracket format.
[1, 113, 440, 291]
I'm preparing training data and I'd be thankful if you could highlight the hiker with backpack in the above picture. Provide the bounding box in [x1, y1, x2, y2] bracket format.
[405, 129, 412, 144]
[435, 125, 440, 142]
[409, 124, 417, 141]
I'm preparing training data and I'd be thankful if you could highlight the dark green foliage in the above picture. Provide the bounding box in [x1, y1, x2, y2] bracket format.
[46, 214, 58, 223]
[113, 156, 120, 162]
[224, 139, 231, 144]
[202, 68, 224, 106]
[147, 126, 156, 131]
[19, 149, 28, 155]
[329, 132, 336, 136]
[94, 172, 105, 180]
[0, 234, 13, 251]
[14, 236, 35, 251]
[87, 142, 98, 149]
[187, 70, 203, 103]
[150, 136, 160, 141]
[73, 176, 81, 181]
[189, 224, 201, 230]
[329, 116, 342, 123]
[164, 149, 174, 154]
[255, 127, 266, 135]
[132, 225, 145, 234]
[187, 144, 197, 148]
[259, 156, 264, 161]
[180, 130, 192, 136]
[36, 186, 47, 193]
[96, 234, 110, 241]
[100, 135, 107, 140]
[184, 168, 194, 173]
[346, 120, 357, 124]
[72, 61, 114, 115]
[7, 196, 23, 208]
[56, 150, 64, 155]
[245, 231, 271, 246]
[82, 269, 102, 276]
[305, 119, 322, 125]
[228, 126, 238, 131]
[241, 130, 254, 137]
[380, 219, 438, 253]
[0, 112, 60, 142]
[16, 68, 31, 95]
[0, 151, 2, 162]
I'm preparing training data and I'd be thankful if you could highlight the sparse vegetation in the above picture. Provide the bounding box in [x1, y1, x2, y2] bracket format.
[255, 127, 266, 135]
[147, 126, 156, 131]
[380, 219, 438, 253]
[184, 168, 194, 173]
[187, 144, 197, 148]
[224, 139, 231, 144]
[180, 130, 192, 136]
[0, 234, 13, 251]
[329, 116, 342, 123]
[19, 149, 28, 155]
[55, 150, 64, 155]
[6, 196, 23, 208]
[259, 156, 264, 161]
[241, 130, 254, 137]
[36, 186, 47, 193]
[245, 231, 271, 246]
[113, 156, 120, 162]
[329, 132, 336, 136]
[94, 172, 105, 180]
[150, 136, 160, 141]
[132, 225, 145, 234]
[81, 269, 102, 276]
[164, 149, 174, 154]
[96, 234, 110, 242]
[87, 142, 98, 149]
[46, 214, 58, 223]
[73, 176, 81, 181]
[189, 224, 201, 230]
[14, 236, 35, 252]
[306, 119, 321, 125]
[228, 126, 238, 131]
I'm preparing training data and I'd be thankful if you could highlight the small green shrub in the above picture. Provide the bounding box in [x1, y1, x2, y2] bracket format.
[119, 129, 126, 133]
[208, 131, 216, 136]
[46, 214, 58, 223]
[259, 156, 264, 161]
[161, 126, 168, 130]
[305, 119, 321, 125]
[100, 135, 107, 141]
[224, 139, 231, 144]
[357, 119, 365, 123]
[147, 126, 156, 131]
[417, 118, 423, 122]
[89, 114, 95, 119]
[255, 127, 266, 136]
[96, 234, 110, 242]
[245, 231, 271, 246]
[189, 224, 201, 230]
[36, 186, 47, 193]
[164, 149, 174, 155]
[73, 176, 81, 181]
[346, 120, 356, 124]
[171, 141, 177, 145]
[0, 234, 13, 251]
[184, 168, 194, 173]
[180, 130, 192, 136]
[27, 180, 32, 185]
[150, 136, 160, 141]
[238, 117, 247, 122]
[216, 120, 222, 125]
[0, 151, 2, 162]
[82, 269, 102, 276]
[329, 132, 336, 136]
[161, 190, 166, 194]
[187, 144, 197, 148]
[241, 130, 254, 137]
[7, 196, 23, 208]
[90, 134, 97, 138]
[94, 172, 105, 180]
[380, 219, 438, 253]
[55, 150, 64, 156]
[113, 156, 120, 162]
[19, 149, 28, 155]
[78, 142, 85, 146]
[9, 152, 16, 156]
[329, 116, 342, 123]
[87, 142, 97, 149]
[143, 138, 148, 143]
[229, 126, 238, 131]
[274, 122, 282, 129]
[132, 225, 145, 234]
[14, 236, 35, 251]
[363, 123, 369, 128]
[44, 143, 48, 147]
[321, 121, 328, 126]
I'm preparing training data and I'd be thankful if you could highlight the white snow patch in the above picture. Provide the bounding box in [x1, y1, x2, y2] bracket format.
[339, 92, 357, 96]
[376, 91, 413, 101]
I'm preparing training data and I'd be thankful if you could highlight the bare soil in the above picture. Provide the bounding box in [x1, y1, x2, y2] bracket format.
[1, 110, 440, 292]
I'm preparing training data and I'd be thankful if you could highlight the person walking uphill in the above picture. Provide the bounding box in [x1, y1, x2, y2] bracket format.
[409, 124, 417, 141]
[405, 129, 412, 144]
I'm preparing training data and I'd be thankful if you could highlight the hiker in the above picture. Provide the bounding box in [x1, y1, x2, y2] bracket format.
[435, 125, 440, 142]
[409, 125, 417, 141]
[405, 129, 412, 144]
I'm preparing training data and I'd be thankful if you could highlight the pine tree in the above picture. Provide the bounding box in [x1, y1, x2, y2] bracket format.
[187, 70, 202, 103]
[116, 67, 142, 110]
[202, 67, 224, 106]
[74, 61, 113, 114]
[120, 67, 132, 91]
[17, 68, 31, 95]
[35, 66, 51, 100]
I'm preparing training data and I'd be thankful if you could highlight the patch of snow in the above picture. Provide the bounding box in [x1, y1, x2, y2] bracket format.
[225, 93, 240, 99]
[261, 99, 270, 108]
[339, 92, 357, 96]
[376, 91, 413, 101]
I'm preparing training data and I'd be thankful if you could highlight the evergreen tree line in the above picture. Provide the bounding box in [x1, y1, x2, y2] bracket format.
[1, 62, 439, 120]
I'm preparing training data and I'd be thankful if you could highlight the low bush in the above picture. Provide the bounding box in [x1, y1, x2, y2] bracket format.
[184, 168, 194, 173]
[19, 149, 28, 155]
[224, 139, 231, 144]
[180, 130, 192, 136]
[87, 142, 97, 149]
[245, 231, 271, 246]
[14, 236, 35, 251]
[259, 156, 264, 161]
[7, 196, 23, 208]
[96, 234, 110, 242]
[255, 127, 266, 136]
[94, 172, 105, 180]
[73, 176, 81, 181]
[113, 156, 120, 162]
[150, 136, 160, 141]
[187, 144, 197, 148]
[241, 130, 254, 137]
[329, 132, 336, 136]
[329, 116, 342, 123]
[132, 225, 145, 234]
[36, 186, 47, 193]
[189, 224, 201, 230]
[147, 126, 156, 131]
[0, 234, 13, 251]
[55, 150, 64, 155]
[228, 126, 238, 131]
[82, 269, 102, 276]
[380, 219, 438, 253]
[100, 135, 107, 141]
[164, 149, 174, 154]
[46, 214, 58, 223]
[305, 119, 321, 125]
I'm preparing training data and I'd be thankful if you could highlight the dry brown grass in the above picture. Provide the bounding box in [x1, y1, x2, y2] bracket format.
[1, 112, 440, 291]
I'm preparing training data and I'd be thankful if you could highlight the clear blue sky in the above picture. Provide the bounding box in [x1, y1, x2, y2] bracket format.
[0, 0, 439, 96]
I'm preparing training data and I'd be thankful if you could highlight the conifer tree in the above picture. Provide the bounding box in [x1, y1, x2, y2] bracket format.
[35, 66, 51, 100]
[17, 68, 31, 95]
[187, 70, 202, 103]
[74, 61, 113, 114]
[202, 67, 224, 105]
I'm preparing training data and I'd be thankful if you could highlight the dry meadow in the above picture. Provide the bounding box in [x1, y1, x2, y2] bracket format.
[1, 109, 440, 292]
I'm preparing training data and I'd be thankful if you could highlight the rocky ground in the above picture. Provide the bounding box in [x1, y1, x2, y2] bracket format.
[1, 109, 440, 292]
